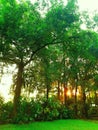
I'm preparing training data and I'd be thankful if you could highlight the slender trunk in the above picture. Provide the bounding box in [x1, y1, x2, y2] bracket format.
[64, 82, 67, 105]
[82, 88, 88, 118]
[13, 63, 24, 117]
[57, 81, 60, 100]
[94, 91, 97, 106]
[60, 83, 64, 103]
[46, 84, 50, 100]
[74, 85, 78, 117]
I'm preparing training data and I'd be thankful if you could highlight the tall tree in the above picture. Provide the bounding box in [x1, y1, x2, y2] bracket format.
[0, 0, 80, 117]
[0, 0, 48, 116]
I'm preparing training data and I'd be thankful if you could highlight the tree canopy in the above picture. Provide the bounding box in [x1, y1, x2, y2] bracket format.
[0, 0, 98, 120]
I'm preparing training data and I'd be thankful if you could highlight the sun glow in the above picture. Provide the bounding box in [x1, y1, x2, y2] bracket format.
[0, 65, 16, 102]
[78, 0, 98, 12]
[0, 74, 13, 102]
[66, 90, 71, 97]
[73, 89, 80, 96]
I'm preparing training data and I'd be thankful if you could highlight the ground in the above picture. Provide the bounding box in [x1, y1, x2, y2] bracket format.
[0, 120, 98, 130]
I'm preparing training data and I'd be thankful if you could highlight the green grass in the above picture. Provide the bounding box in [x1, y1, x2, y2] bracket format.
[0, 120, 98, 130]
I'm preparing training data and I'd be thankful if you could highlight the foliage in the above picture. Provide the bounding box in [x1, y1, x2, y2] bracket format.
[59, 105, 75, 119]
[13, 98, 60, 123]
[0, 0, 81, 117]
[41, 97, 61, 121]
[0, 95, 4, 105]
[0, 97, 75, 124]
[0, 0, 98, 123]
[0, 101, 13, 123]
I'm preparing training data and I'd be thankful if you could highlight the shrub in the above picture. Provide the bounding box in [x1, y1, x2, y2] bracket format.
[0, 96, 75, 124]
[0, 101, 13, 123]
[59, 105, 75, 119]
[41, 97, 61, 121]
[29, 97, 61, 121]
[12, 98, 34, 124]
[28, 99, 43, 121]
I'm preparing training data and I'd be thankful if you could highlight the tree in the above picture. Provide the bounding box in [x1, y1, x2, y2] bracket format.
[0, 0, 48, 117]
[0, 0, 81, 117]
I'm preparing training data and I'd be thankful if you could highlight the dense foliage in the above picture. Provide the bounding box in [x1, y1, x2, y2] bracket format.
[0, 0, 98, 124]
[0, 97, 74, 124]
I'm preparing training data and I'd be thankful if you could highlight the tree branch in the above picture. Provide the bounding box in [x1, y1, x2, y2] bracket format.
[24, 35, 79, 66]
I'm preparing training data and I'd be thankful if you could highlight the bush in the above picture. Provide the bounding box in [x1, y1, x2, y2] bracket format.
[0, 101, 13, 123]
[0, 97, 75, 124]
[12, 98, 34, 124]
[41, 97, 61, 121]
[88, 105, 98, 118]
[59, 105, 75, 119]
[28, 99, 43, 121]
[12, 97, 61, 123]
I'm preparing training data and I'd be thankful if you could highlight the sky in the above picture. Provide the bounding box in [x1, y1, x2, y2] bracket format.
[0, 66, 15, 102]
[0, 74, 13, 101]
[0, 0, 98, 102]
[78, 0, 98, 12]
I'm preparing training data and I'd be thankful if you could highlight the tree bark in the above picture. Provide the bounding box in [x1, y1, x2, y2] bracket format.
[64, 82, 67, 105]
[57, 81, 60, 100]
[94, 91, 98, 105]
[82, 89, 88, 118]
[46, 83, 50, 100]
[46, 85, 49, 100]
[74, 85, 78, 117]
[13, 63, 24, 117]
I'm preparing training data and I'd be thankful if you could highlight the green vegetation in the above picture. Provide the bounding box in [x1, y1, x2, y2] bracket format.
[0, 120, 98, 130]
[0, 0, 98, 124]
[0, 97, 74, 124]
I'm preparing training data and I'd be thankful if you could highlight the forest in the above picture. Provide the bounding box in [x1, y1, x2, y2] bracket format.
[0, 0, 98, 124]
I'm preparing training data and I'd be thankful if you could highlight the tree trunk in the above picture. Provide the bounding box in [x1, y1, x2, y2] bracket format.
[46, 84, 50, 100]
[64, 82, 67, 105]
[74, 85, 78, 117]
[82, 89, 88, 118]
[57, 81, 60, 100]
[13, 63, 24, 117]
[94, 91, 98, 105]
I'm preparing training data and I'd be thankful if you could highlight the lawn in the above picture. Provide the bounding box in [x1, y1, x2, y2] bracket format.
[0, 120, 98, 130]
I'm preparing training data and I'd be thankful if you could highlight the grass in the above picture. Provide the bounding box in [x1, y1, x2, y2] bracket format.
[0, 120, 98, 130]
